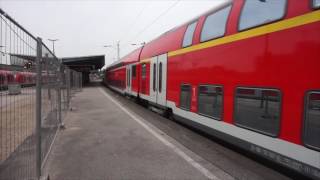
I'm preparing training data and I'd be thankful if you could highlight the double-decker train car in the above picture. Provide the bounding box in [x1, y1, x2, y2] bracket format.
[0, 70, 36, 90]
[15, 71, 36, 87]
[106, 47, 143, 96]
[104, 0, 320, 178]
[0, 70, 15, 90]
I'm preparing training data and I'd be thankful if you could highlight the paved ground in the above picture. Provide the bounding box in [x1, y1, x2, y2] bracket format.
[0, 87, 35, 108]
[43, 86, 233, 180]
[43, 85, 301, 180]
[103, 87, 300, 180]
[0, 87, 36, 162]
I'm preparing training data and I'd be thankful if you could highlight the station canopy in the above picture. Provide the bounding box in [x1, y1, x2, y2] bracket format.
[62, 55, 105, 72]
[5, 54, 105, 73]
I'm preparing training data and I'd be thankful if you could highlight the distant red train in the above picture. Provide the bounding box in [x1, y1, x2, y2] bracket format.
[104, 0, 320, 178]
[0, 70, 36, 89]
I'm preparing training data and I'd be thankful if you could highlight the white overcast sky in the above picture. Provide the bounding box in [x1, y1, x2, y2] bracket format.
[0, 0, 226, 67]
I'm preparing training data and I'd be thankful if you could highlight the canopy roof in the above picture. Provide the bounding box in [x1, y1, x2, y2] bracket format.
[62, 55, 105, 72]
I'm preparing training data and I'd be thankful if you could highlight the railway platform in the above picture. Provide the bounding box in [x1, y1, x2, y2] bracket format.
[42, 85, 233, 180]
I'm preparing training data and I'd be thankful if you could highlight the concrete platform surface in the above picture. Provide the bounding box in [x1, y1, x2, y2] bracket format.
[43, 87, 232, 180]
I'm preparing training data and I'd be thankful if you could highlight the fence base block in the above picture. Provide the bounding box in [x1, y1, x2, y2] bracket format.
[8, 84, 21, 95]
[40, 174, 50, 180]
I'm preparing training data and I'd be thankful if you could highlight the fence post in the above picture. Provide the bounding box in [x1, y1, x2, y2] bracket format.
[35, 37, 42, 179]
[80, 73, 82, 91]
[66, 68, 71, 109]
[78, 73, 81, 91]
[45, 54, 51, 100]
[57, 65, 62, 126]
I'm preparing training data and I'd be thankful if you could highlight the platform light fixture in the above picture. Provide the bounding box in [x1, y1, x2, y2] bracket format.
[48, 39, 59, 55]
[131, 42, 145, 46]
[103, 41, 120, 61]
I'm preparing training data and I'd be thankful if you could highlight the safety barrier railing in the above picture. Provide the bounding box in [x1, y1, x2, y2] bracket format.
[0, 8, 82, 180]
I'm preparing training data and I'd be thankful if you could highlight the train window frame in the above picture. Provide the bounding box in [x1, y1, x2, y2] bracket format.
[311, 0, 320, 9]
[200, 5, 232, 43]
[197, 84, 223, 120]
[153, 63, 156, 92]
[0, 74, 5, 85]
[303, 91, 320, 151]
[238, 0, 288, 32]
[159, 62, 162, 93]
[234, 87, 282, 137]
[182, 21, 198, 48]
[128, 68, 130, 87]
[132, 65, 136, 78]
[7, 74, 14, 84]
[141, 64, 146, 79]
[126, 69, 129, 86]
[180, 84, 192, 111]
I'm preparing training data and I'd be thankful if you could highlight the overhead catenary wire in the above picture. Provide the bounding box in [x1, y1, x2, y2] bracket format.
[119, 2, 151, 43]
[123, 0, 181, 48]
[104, 2, 150, 63]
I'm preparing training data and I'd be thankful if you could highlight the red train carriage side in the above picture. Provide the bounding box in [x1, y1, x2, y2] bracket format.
[106, 66, 127, 94]
[122, 47, 143, 97]
[105, 0, 320, 178]
[0, 70, 36, 90]
[15, 71, 36, 87]
[15, 72, 26, 85]
[0, 70, 17, 90]
[105, 47, 143, 96]
[0, 71, 5, 89]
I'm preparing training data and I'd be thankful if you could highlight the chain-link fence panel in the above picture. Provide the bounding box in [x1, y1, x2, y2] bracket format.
[39, 44, 60, 172]
[0, 9, 38, 180]
[0, 8, 82, 180]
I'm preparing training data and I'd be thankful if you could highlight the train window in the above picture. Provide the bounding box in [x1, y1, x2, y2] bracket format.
[127, 69, 129, 86]
[153, 63, 156, 91]
[128, 69, 130, 87]
[313, 0, 320, 8]
[159, 62, 162, 93]
[0, 74, 5, 85]
[200, 5, 232, 42]
[127, 69, 130, 87]
[142, 64, 146, 79]
[7, 74, 14, 84]
[198, 85, 223, 120]
[132, 65, 136, 78]
[239, 0, 287, 31]
[180, 84, 192, 110]
[182, 21, 197, 48]
[234, 87, 281, 137]
[304, 91, 320, 150]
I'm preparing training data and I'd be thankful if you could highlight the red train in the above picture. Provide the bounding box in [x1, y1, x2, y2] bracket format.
[104, 1, 320, 178]
[0, 70, 36, 89]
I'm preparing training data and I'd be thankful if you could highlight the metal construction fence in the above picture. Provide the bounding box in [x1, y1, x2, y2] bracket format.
[0, 8, 82, 180]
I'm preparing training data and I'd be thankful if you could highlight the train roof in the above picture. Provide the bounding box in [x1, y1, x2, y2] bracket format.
[140, 26, 185, 60]
[105, 0, 232, 70]
[106, 47, 142, 70]
[140, 0, 232, 59]
[121, 47, 143, 65]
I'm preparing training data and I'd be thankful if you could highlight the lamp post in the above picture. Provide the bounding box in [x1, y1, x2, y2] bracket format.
[48, 39, 59, 55]
[104, 41, 120, 61]
[131, 42, 145, 46]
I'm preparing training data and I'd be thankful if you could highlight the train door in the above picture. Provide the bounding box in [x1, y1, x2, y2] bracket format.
[149, 53, 167, 107]
[126, 65, 132, 93]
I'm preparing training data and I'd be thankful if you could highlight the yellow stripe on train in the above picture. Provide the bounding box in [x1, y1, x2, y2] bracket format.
[168, 10, 320, 57]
